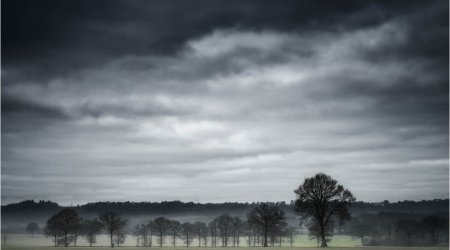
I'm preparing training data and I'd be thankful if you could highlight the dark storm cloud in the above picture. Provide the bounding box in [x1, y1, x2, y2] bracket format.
[1, 0, 448, 205]
[3, 0, 433, 83]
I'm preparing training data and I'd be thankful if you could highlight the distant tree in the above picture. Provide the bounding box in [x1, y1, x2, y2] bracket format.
[153, 217, 170, 247]
[247, 202, 286, 247]
[114, 229, 126, 247]
[294, 173, 355, 247]
[26, 222, 40, 237]
[98, 211, 128, 248]
[350, 221, 371, 245]
[2, 232, 9, 247]
[378, 214, 394, 244]
[132, 224, 142, 247]
[136, 222, 152, 247]
[146, 220, 154, 247]
[169, 220, 181, 247]
[232, 217, 242, 247]
[396, 219, 417, 246]
[421, 215, 446, 245]
[209, 219, 218, 247]
[274, 220, 287, 247]
[286, 227, 296, 247]
[202, 223, 209, 247]
[181, 222, 195, 247]
[46, 209, 82, 247]
[82, 219, 102, 247]
[194, 222, 207, 247]
[44, 215, 61, 246]
[72, 218, 84, 246]
[247, 215, 259, 247]
[216, 214, 234, 247]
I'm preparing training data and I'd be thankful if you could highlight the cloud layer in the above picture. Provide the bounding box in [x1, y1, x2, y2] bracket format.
[2, 0, 448, 205]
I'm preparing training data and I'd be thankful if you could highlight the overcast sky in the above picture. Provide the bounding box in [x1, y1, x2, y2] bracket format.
[2, 0, 449, 206]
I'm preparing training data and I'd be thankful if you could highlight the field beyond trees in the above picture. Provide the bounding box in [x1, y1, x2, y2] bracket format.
[1, 233, 449, 250]
[6, 233, 450, 249]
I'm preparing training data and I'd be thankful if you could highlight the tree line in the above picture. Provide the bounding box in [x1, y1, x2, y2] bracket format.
[39, 173, 357, 248]
[4, 198, 447, 218]
[347, 212, 449, 246]
[42, 203, 293, 248]
[8, 173, 448, 248]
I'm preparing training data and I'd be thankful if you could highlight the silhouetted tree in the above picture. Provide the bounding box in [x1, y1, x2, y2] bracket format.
[169, 220, 181, 247]
[350, 221, 371, 245]
[307, 219, 333, 246]
[153, 216, 170, 247]
[294, 173, 355, 247]
[217, 214, 234, 247]
[396, 219, 416, 246]
[26, 222, 40, 237]
[194, 222, 207, 247]
[286, 227, 296, 247]
[202, 223, 209, 247]
[132, 225, 142, 247]
[181, 222, 195, 247]
[98, 211, 128, 248]
[82, 219, 102, 247]
[2, 231, 9, 247]
[209, 219, 218, 247]
[146, 220, 154, 247]
[247, 202, 286, 247]
[421, 216, 446, 246]
[72, 218, 84, 247]
[44, 216, 61, 246]
[46, 209, 82, 247]
[114, 229, 126, 247]
[232, 217, 242, 247]
[247, 215, 260, 247]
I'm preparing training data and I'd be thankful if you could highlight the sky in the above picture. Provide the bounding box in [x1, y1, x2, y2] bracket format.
[2, 0, 449, 206]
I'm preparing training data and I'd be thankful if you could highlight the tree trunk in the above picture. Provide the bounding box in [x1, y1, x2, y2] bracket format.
[263, 226, 268, 247]
[320, 224, 327, 247]
[110, 232, 114, 248]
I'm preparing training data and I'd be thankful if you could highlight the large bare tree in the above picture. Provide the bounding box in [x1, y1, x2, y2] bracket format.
[247, 203, 286, 247]
[294, 173, 355, 247]
[98, 211, 128, 248]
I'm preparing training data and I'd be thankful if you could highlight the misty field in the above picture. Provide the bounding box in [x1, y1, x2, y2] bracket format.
[2, 247, 449, 250]
[3, 234, 364, 247]
[1, 237, 448, 250]
[3, 234, 449, 250]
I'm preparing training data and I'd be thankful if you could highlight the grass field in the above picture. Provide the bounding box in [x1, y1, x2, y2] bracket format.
[3, 234, 362, 248]
[2, 234, 448, 250]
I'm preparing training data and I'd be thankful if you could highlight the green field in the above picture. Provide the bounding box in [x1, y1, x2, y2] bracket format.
[2, 234, 448, 250]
